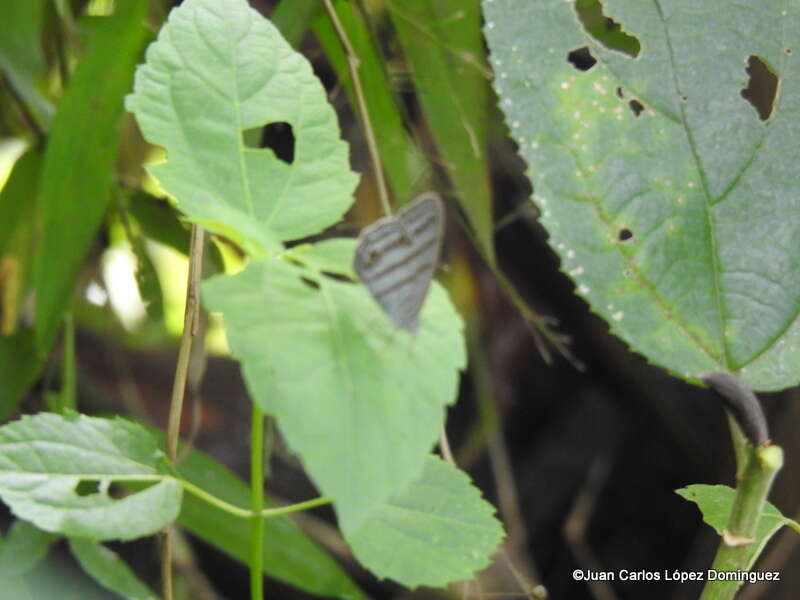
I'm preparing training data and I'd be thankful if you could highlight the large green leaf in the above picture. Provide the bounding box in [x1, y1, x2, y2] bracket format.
[175, 437, 367, 599]
[346, 455, 504, 588]
[677, 484, 800, 571]
[68, 539, 156, 600]
[126, 0, 358, 255]
[483, 0, 800, 390]
[390, 0, 493, 253]
[203, 240, 466, 531]
[0, 413, 182, 541]
[34, 0, 150, 352]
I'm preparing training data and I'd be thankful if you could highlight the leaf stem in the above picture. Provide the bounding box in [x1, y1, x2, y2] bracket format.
[163, 224, 205, 600]
[179, 478, 334, 520]
[699, 440, 783, 600]
[60, 312, 77, 412]
[250, 405, 266, 600]
[323, 0, 392, 216]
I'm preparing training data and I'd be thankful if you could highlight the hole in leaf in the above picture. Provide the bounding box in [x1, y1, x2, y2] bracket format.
[574, 0, 641, 58]
[567, 46, 597, 71]
[242, 122, 295, 164]
[300, 277, 320, 290]
[108, 482, 126, 499]
[618, 228, 633, 242]
[628, 99, 644, 117]
[75, 480, 101, 496]
[785, 48, 793, 56]
[741, 55, 778, 122]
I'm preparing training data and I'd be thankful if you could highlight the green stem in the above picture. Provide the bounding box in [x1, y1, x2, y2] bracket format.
[262, 496, 332, 517]
[250, 405, 266, 600]
[179, 478, 333, 520]
[60, 312, 76, 412]
[699, 442, 783, 600]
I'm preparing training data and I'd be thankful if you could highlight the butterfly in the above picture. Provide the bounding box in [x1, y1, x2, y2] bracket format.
[354, 192, 445, 332]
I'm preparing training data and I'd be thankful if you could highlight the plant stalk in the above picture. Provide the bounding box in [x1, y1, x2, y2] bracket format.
[60, 312, 76, 412]
[698, 441, 783, 600]
[163, 224, 205, 600]
[323, 0, 392, 216]
[250, 405, 266, 600]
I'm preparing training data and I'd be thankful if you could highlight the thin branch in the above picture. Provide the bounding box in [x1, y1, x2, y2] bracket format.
[323, 0, 393, 216]
[166, 225, 205, 462]
[163, 224, 205, 600]
[466, 219, 580, 369]
[439, 424, 456, 465]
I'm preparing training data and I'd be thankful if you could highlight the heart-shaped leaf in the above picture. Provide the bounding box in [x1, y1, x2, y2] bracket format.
[203, 240, 466, 531]
[126, 0, 358, 255]
[483, 0, 800, 390]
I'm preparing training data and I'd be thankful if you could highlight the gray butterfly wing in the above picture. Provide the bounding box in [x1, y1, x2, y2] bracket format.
[354, 192, 445, 332]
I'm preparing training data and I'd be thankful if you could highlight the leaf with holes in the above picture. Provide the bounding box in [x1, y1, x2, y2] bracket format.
[483, 0, 800, 390]
[203, 240, 466, 531]
[126, 0, 358, 256]
[677, 484, 800, 570]
[345, 455, 504, 588]
[0, 413, 182, 541]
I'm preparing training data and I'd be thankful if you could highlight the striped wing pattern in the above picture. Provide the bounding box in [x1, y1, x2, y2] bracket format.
[354, 192, 445, 332]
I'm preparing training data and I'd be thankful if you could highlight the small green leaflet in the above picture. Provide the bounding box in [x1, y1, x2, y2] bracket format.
[677, 484, 800, 571]
[0, 413, 182, 541]
[345, 455, 505, 588]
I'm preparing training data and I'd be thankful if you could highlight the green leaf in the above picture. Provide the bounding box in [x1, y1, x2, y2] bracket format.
[174, 438, 367, 599]
[0, 520, 59, 576]
[0, 148, 46, 420]
[69, 539, 156, 600]
[125, 190, 225, 273]
[203, 240, 466, 530]
[34, 0, 150, 352]
[483, 0, 800, 390]
[676, 484, 800, 570]
[390, 0, 493, 254]
[0, 0, 53, 128]
[346, 455, 504, 587]
[126, 0, 358, 255]
[0, 413, 182, 541]
[313, 0, 419, 204]
[271, 0, 324, 48]
[292, 238, 358, 278]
